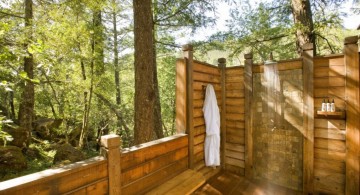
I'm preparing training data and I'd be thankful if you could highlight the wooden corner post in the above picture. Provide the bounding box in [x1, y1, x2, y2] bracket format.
[302, 43, 314, 194]
[182, 44, 194, 169]
[101, 135, 121, 195]
[218, 58, 227, 169]
[244, 53, 253, 179]
[344, 35, 360, 195]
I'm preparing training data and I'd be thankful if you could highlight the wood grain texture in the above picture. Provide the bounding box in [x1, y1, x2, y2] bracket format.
[344, 37, 360, 195]
[302, 43, 314, 194]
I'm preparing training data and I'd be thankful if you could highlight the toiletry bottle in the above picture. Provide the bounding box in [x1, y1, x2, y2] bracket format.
[331, 99, 335, 112]
[321, 99, 326, 111]
[326, 99, 331, 112]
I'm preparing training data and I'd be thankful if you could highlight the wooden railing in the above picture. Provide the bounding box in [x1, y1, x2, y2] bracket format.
[0, 133, 188, 195]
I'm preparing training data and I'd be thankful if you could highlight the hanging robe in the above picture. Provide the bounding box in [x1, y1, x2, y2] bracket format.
[203, 84, 220, 167]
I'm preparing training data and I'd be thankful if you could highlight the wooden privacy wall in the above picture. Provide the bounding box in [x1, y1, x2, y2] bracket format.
[121, 134, 188, 194]
[224, 67, 246, 175]
[176, 56, 222, 179]
[313, 55, 346, 194]
[0, 157, 109, 195]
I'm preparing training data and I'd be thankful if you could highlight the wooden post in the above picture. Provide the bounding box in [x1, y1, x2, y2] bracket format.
[176, 58, 187, 133]
[218, 58, 227, 169]
[183, 44, 194, 169]
[344, 35, 360, 195]
[244, 53, 253, 179]
[302, 43, 314, 194]
[101, 134, 121, 195]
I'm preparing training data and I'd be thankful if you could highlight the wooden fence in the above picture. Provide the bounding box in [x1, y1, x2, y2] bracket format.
[0, 134, 188, 195]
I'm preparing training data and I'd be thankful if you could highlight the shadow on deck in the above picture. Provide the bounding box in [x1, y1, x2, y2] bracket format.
[193, 171, 302, 195]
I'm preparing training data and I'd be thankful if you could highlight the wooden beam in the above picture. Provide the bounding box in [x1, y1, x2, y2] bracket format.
[176, 59, 186, 133]
[302, 43, 314, 194]
[183, 44, 195, 169]
[244, 53, 253, 179]
[344, 35, 360, 195]
[218, 58, 227, 169]
[101, 135, 121, 195]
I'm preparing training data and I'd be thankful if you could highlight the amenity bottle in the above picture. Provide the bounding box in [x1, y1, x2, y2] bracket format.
[331, 99, 336, 112]
[321, 99, 326, 111]
[326, 99, 331, 112]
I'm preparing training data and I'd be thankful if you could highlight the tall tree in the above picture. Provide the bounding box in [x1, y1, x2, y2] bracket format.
[291, 0, 315, 55]
[18, 0, 35, 149]
[133, 0, 157, 144]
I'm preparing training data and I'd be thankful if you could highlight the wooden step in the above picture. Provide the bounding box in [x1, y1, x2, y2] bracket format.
[146, 169, 206, 195]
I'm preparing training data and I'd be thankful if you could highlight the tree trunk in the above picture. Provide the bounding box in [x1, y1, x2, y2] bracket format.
[291, 0, 315, 55]
[133, 0, 157, 145]
[113, 4, 121, 106]
[153, 25, 164, 139]
[18, 0, 34, 149]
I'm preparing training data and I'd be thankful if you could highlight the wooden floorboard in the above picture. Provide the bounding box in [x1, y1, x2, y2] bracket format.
[193, 171, 302, 195]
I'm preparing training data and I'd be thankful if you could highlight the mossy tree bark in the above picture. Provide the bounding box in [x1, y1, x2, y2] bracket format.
[133, 0, 159, 144]
[18, 0, 34, 149]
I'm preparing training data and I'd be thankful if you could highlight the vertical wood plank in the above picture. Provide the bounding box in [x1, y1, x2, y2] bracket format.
[344, 36, 360, 195]
[218, 58, 227, 169]
[244, 53, 253, 179]
[101, 135, 121, 195]
[183, 44, 195, 169]
[302, 43, 314, 194]
[176, 59, 187, 133]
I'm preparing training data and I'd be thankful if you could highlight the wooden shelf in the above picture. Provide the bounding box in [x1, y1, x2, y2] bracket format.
[316, 110, 346, 119]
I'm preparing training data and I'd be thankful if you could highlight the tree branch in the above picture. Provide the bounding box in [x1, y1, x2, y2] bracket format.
[0, 10, 24, 19]
[315, 33, 335, 54]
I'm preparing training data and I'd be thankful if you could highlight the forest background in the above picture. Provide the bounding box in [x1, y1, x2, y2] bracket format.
[0, 0, 359, 180]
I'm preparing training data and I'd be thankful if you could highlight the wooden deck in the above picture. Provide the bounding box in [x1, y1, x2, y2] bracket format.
[193, 171, 302, 195]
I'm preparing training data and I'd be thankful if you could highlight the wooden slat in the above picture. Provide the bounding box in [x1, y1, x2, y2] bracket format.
[193, 72, 220, 83]
[314, 65, 345, 77]
[314, 159, 345, 173]
[225, 150, 245, 160]
[226, 113, 244, 121]
[193, 82, 221, 91]
[225, 83, 244, 90]
[193, 61, 220, 76]
[314, 56, 344, 67]
[314, 148, 345, 161]
[225, 157, 245, 168]
[122, 157, 188, 195]
[121, 135, 188, 170]
[226, 76, 244, 83]
[314, 77, 345, 87]
[121, 146, 188, 186]
[226, 120, 245, 129]
[314, 138, 346, 152]
[194, 133, 205, 145]
[0, 157, 107, 195]
[225, 90, 244, 98]
[314, 128, 345, 140]
[145, 169, 205, 195]
[194, 125, 205, 136]
[314, 168, 345, 194]
[314, 119, 346, 130]
[225, 143, 245, 153]
[226, 98, 244, 106]
[313, 86, 345, 98]
[252, 60, 302, 73]
[226, 105, 244, 114]
[226, 67, 244, 76]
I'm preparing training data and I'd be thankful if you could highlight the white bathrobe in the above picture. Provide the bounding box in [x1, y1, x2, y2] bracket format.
[203, 84, 220, 167]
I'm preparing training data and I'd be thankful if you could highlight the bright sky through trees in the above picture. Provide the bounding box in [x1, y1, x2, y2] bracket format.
[177, 0, 360, 45]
